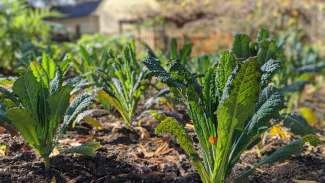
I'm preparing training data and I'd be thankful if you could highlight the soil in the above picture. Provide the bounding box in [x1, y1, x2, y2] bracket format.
[0, 114, 324, 183]
[0, 84, 324, 183]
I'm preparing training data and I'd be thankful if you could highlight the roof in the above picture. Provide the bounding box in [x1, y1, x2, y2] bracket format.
[54, 0, 102, 18]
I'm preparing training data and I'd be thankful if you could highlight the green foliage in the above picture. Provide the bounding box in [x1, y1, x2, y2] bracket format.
[74, 34, 129, 53]
[145, 30, 317, 182]
[61, 93, 93, 133]
[0, 57, 92, 167]
[283, 113, 316, 136]
[30, 54, 57, 88]
[231, 34, 251, 59]
[61, 141, 101, 157]
[93, 41, 149, 126]
[155, 114, 209, 182]
[3, 71, 71, 167]
[155, 116, 197, 159]
[167, 38, 192, 65]
[191, 54, 217, 76]
[155, 38, 216, 77]
[68, 35, 138, 96]
[276, 28, 325, 94]
[71, 45, 110, 84]
[302, 134, 323, 147]
[215, 51, 236, 97]
[0, 0, 55, 69]
[214, 58, 261, 180]
[70, 34, 132, 77]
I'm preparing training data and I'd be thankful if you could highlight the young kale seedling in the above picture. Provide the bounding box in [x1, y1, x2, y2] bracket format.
[0, 55, 95, 168]
[94, 41, 149, 126]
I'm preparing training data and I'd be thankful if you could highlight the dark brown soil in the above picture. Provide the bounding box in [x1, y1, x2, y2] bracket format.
[0, 114, 324, 183]
[0, 115, 201, 183]
[232, 150, 325, 183]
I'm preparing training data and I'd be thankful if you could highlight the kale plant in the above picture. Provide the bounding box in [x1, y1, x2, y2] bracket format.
[0, 55, 94, 168]
[94, 41, 149, 126]
[144, 30, 320, 182]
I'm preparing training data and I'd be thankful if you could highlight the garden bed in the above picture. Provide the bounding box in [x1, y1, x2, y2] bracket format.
[0, 114, 323, 183]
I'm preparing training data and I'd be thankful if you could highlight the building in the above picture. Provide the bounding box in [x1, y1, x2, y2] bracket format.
[49, 0, 159, 36]
[46, 0, 233, 53]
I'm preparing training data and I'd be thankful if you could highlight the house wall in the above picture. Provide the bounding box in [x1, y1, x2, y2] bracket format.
[94, 0, 159, 35]
[53, 16, 100, 34]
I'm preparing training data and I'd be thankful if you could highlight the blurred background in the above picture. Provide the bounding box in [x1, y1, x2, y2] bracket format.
[26, 0, 325, 54]
[0, 0, 324, 128]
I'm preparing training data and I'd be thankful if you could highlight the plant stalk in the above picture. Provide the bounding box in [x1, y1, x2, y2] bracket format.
[44, 156, 50, 170]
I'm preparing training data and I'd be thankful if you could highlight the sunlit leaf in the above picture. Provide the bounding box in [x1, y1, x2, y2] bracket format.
[268, 125, 289, 140]
[298, 107, 318, 126]
[83, 116, 103, 130]
[155, 116, 208, 181]
[97, 90, 129, 124]
[0, 144, 7, 156]
[61, 141, 100, 157]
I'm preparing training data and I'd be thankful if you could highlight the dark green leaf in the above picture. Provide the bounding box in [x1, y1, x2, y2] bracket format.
[296, 62, 325, 73]
[214, 58, 260, 180]
[7, 108, 40, 149]
[144, 54, 182, 87]
[12, 72, 41, 119]
[283, 113, 315, 136]
[62, 93, 92, 132]
[229, 86, 284, 170]
[48, 86, 72, 134]
[257, 28, 270, 41]
[260, 59, 281, 87]
[217, 58, 260, 130]
[216, 51, 236, 97]
[281, 80, 309, 93]
[0, 87, 18, 105]
[231, 34, 251, 59]
[49, 67, 63, 94]
[61, 141, 100, 157]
